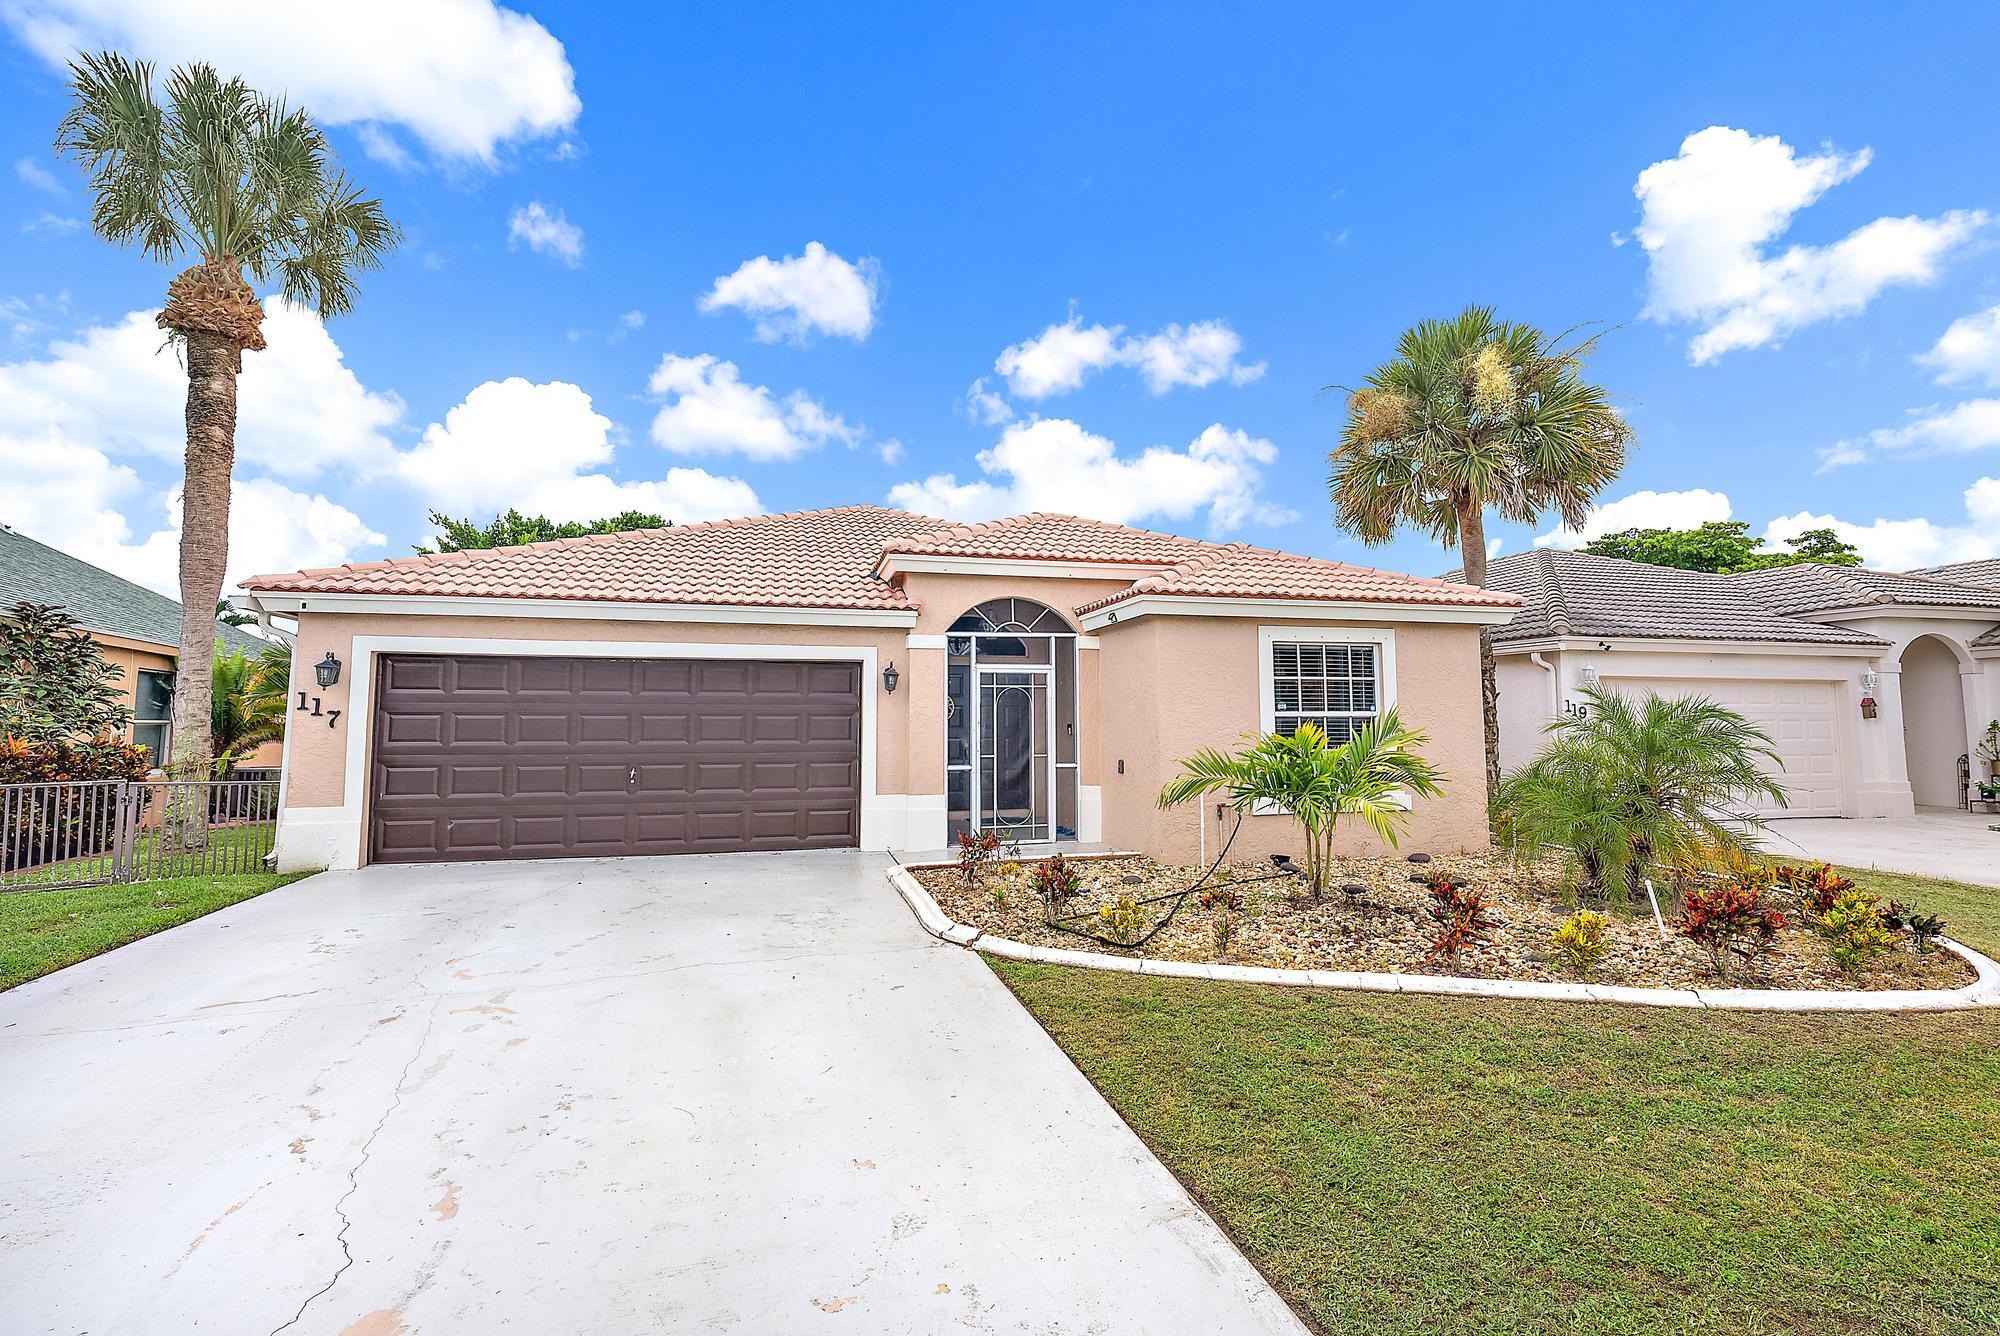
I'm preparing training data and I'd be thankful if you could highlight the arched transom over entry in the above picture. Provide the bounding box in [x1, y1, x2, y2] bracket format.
[944, 598, 1080, 843]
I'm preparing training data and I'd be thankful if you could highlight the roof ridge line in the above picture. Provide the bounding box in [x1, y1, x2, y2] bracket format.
[1534, 548, 1576, 637]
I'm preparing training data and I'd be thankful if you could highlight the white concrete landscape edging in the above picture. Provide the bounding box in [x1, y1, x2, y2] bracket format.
[886, 864, 2000, 1013]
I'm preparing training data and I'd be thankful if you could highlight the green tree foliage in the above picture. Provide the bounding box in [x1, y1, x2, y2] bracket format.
[1493, 684, 1788, 900]
[1581, 521, 1862, 573]
[417, 509, 670, 554]
[1329, 306, 1631, 798]
[209, 642, 290, 775]
[0, 602, 132, 742]
[1158, 711, 1446, 901]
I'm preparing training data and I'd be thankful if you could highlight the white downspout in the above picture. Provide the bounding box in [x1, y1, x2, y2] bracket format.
[1530, 652, 1559, 717]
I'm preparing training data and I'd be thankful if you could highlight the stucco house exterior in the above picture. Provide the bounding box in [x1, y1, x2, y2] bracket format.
[240, 507, 1520, 872]
[0, 523, 278, 770]
[1472, 549, 2000, 819]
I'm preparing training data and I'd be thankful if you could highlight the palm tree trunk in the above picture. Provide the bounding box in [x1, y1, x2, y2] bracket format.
[167, 327, 240, 849]
[1454, 497, 1501, 804]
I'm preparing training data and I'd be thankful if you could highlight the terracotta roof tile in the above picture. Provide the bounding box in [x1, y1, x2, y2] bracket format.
[246, 507, 1519, 619]
[880, 512, 1217, 566]
[243, 506, 945, 610]
[1076, 543, 1520, 614]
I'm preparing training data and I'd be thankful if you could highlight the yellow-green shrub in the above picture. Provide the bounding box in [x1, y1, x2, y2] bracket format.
[1814, 888, 1896, 974]
[1551, 908, 1611, 977]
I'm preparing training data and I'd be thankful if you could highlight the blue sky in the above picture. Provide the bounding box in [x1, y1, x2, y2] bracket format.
[5, 1, 2000, 595]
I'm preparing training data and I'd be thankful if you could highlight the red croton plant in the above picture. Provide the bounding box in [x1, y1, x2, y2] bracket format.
[1676, 879, 1788, 975]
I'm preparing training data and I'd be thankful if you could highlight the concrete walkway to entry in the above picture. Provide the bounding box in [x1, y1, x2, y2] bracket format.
[0, 852, 1306, 1335]
[1765, 809, 2000, 888]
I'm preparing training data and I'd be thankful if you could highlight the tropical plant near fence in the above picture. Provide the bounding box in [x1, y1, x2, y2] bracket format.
[1492, 684, 1788, 900]
[1157, 710, 1446, 902]
[0, 602, 132, 743]
[210, 643, 289, 776]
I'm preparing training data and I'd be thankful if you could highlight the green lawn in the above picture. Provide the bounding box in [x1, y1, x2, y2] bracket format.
[994, 866, 2000, 1336]
[0, 871, 304, 991]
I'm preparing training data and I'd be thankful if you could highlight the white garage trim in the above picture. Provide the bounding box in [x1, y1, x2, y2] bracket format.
[278, 635, 916, 871]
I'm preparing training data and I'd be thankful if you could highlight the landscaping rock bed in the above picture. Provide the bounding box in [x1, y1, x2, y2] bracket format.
[910, 853, 1976, 992]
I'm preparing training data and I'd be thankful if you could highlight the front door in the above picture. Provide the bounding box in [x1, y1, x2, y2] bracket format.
[975, 665, 1052, 842]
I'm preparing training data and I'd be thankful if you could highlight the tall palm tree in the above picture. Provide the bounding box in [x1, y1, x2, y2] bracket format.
[56, 53, 394, 832]
[1329, 307, 1631, 798]
[1158, 711, 1446, 901]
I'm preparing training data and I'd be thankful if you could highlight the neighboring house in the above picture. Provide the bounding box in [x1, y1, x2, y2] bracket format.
[241, 506, 1520, 872]
[1466, 550, 2000, 819]
[0, 524, 279, 770]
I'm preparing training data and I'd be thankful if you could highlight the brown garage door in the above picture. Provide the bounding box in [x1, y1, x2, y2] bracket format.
[368, 655, 862, 864]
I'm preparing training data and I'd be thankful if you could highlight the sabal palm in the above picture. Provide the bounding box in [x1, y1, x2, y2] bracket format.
[56, 53, 394, 807]
[1158, 710, 1446, 900]
[1329, 307, 1631, 797]
[1494, 684, 1787, 898]
[209, 643, 289, 776]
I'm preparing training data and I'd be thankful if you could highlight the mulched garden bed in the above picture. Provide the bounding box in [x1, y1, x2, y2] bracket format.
[911, 852, 1976, 992]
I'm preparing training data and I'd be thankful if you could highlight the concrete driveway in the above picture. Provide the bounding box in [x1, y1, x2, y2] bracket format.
[1765, 809, 2000, 887]
[0, 852, 1305, 1335]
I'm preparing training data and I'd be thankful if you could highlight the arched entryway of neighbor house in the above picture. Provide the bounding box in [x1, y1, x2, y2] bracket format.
[944, 598, 1079, 845]
[1898, 633, 1971, 809]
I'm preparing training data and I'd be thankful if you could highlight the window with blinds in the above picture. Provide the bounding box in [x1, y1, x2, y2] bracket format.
[1268, 641, 1378, 742]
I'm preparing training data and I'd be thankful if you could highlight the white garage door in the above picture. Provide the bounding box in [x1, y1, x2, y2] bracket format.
[1608, 677, 1843, 818]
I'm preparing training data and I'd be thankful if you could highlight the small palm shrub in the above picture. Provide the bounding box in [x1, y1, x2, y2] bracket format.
[1551, 909, 1612, 977]
[1813, 888, 1896, 974]
[1158, 710, 1446, 902]
[1423, 869, 1497, 970]
[1494, 685, 1788, 900]
[1676, 879, 1786, 978]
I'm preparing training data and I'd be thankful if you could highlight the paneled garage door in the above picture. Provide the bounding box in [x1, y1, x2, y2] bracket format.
[1610, 677, 1842, 818]
[368, 655, 862, 864]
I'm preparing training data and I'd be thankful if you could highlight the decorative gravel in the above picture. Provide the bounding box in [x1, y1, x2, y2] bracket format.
[912, 852, 1976, 992]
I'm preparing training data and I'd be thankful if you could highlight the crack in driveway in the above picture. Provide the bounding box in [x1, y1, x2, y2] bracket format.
[269, 986, 445, 1336]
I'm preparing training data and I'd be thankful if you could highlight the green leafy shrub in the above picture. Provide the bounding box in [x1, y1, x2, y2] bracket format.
[0, 602, 134, 742]
[0, 733, 151, 871]
[1814, 888, 1896, 974]
[1551, 908, 1612, 977]
[1097, 896, 1144, 945]
[1676, 879, 1786, 978]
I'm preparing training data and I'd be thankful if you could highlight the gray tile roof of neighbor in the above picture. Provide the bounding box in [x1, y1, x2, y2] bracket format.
[1912, 557, 2000, 591]
[1455, 550, 1890, 647]
[0, 525, 267, 657]
[1729, 562, 2000, 614]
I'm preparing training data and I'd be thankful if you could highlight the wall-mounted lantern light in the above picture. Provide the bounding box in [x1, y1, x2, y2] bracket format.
[314, 651, 343, 688]
[1862, 668, 1879, 692]
[1580, 663, 1599, 686]
[882, 660, 900, 694]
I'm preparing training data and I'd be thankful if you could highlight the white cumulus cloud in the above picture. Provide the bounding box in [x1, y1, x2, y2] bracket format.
[1818, 398, 2000, 471]
[0, 298, 403, 481]
[648, 354, 859, 461]
[1761, 477, 2000, 570]
[993, 314, 1264, 399]
[397, 376, 759, 524]
[3, 0, 580, 164]
[14, 157, 64, 197]
[1632, 126, 1988, 364]
[887, 418, 1296, 531]
[700, 241, 880, 344]
[1920, 305, 2000, 388]
[508, 202, 583, 266]
[961, 376, 1014, 425]
[1534, 488, 1735, 548]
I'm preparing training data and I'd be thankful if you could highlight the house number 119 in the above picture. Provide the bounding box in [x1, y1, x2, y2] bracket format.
[296, 691, 343, 728]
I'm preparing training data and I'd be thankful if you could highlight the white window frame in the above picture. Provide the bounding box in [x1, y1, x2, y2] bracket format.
[1255, 625, 1399, 814]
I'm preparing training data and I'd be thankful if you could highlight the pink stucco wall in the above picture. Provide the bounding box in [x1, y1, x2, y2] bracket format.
[1095, 615, 1492, 864]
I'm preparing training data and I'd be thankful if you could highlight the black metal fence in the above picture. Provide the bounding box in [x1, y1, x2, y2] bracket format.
[0, 778, 280, 893]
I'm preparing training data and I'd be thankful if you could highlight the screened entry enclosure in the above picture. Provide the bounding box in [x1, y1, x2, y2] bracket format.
[945, 599, 1079, 843]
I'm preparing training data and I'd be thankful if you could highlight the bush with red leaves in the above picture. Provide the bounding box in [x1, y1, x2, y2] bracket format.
[1423, 867, 1497, 970]
[1676, 879, 1787, 976]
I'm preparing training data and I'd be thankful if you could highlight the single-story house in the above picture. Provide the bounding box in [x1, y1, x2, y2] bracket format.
[241, 507, 1521, 871]
[1471, 549, 2000, 818]
[0, 522, 278, 770]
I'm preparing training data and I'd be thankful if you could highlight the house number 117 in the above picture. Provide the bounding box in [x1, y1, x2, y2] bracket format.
[296, 691, 343, 728]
